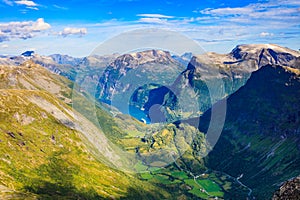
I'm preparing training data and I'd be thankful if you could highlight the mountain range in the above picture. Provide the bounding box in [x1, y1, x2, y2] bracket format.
[143, 44, 300, 122]
[0, 44, 299, 199]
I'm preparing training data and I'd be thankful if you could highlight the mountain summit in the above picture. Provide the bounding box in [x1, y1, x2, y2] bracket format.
[166, 44, 300, 115]
[197, 44, 300, 71]
[95, 49, 185, 117]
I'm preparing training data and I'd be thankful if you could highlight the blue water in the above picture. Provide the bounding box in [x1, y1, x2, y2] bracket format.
[129, 106, 151, 124]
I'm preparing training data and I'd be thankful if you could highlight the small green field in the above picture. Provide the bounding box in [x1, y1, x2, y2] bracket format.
[134, 161, 148, 172]
[189, 187, 209, 199]
[170, 171, 189, 179]
[140, 172, 154, 180]
[197, 179, 221, 192]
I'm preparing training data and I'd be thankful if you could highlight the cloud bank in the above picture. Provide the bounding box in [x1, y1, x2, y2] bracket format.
[0, 18, 50, 42]
[59, 27, 88, 37]
[15, 0, 37, 7]
[2, 0, 39, 10]
[137, 14, 174, 19]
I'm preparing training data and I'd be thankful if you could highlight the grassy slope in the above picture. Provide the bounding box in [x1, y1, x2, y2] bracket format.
[0, 63, 170, 199]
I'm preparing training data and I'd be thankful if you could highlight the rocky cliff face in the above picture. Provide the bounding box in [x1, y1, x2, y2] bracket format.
[273, 176, 300, 200]
[181, 44, 300, 108]
[96, 49, 185, 117]
[142, 44, 300, 123]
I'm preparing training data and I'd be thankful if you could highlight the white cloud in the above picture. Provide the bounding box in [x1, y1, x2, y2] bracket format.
[0, 18, 51, 42]
[53, 4, 68, 10]
[15, 0, 37, 7]
[15, 0, 39, 10]
[199, 0, 300, 23]
[26, 6, 38, 10]
[2, 0, 39, 10]
[196, 0, 300, 41]
[32, 18, 51, 31]
[271, 0, 300, 6]
[58, 27, 87, 37]
[137, 14, 177, 25]
[201, 7, 253, 15]
[260, 32, 274, 37]
[1, 0, 299, 57]
[137, 14, 174, 19]
[139, 17, 168, 24]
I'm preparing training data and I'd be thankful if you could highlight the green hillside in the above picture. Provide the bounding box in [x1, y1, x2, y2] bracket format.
[0, 63, 170, 199]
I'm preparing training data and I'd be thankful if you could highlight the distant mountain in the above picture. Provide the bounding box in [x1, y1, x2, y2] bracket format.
[0, 52, 118, 96]
[0, 54, 29, 66]
[74, 54, 119, 96]
[0, 52, 75, 78]
[35, 53, 118, 95]
[49, 54, 82, 66]
[80, 54, 119, 67]
[193, 64, 300, 199]
[95, 49, 185, 121]
[141, 44, 300, 123]
[182, 43, 300, 103]
[199, 44, 299, 69]
[1, 44, 299, 124]
[172, 52, 193, 66]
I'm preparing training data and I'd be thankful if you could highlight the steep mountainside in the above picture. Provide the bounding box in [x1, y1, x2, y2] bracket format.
[142, 44, 300, 123]
[181, 44, 300, 106]
[0, 62, 171, 199]
[95, 49, 185, 118]
[194, 64, 300, 199]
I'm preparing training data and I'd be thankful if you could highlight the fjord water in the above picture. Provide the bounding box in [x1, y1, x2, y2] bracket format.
[129, 105, 151, 124]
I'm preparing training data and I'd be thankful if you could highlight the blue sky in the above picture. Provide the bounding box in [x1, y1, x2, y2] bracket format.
[0, 0, 299, 56]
